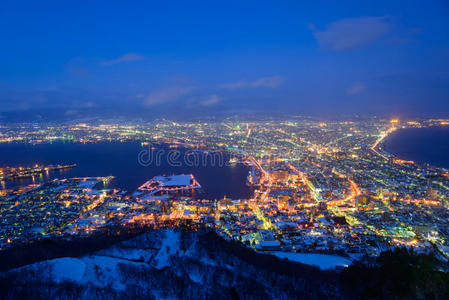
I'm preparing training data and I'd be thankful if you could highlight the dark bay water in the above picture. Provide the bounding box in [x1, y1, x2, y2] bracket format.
[383, 126, 449, 169]
[0, 141, 252, 199]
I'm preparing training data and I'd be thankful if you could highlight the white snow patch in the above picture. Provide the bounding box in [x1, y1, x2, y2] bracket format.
[49, 255, 128, 289]
[96, 247, 150, 261]
[151, 230, 180, 269]
[188, 272, 203, 284]
[17, 255, 146, 291]
[269, 252, 352, 270]
[51, 257, 86, 282]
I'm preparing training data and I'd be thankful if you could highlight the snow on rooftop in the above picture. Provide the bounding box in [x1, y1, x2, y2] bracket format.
[77, 180, 97, 189]
[153, 174, 192, 187]
[259, 240, 281, 247]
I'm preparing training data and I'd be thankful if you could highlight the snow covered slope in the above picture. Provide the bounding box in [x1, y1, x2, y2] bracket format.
[1, 229, 342, 299]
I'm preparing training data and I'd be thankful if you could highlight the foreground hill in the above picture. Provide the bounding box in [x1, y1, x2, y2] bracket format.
[1, 228, 448, 299]
[0, 229, 340, 299]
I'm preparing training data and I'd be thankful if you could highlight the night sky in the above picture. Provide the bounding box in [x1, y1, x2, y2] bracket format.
[0, 1, 448, 120]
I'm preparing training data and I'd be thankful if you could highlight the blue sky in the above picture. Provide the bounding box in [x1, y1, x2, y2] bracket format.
[0, 0, 448, 120]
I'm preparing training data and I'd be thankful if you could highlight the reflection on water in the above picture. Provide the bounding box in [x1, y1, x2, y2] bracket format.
[0, 141, 252, 199]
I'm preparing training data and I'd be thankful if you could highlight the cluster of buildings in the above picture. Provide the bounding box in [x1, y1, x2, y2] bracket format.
[0, 177, 113, 247]
[1, 117, 449, 260]
[0, 164, 76, 182]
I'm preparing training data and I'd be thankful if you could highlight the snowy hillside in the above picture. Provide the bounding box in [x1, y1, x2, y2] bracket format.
[1, 229, 341, 299]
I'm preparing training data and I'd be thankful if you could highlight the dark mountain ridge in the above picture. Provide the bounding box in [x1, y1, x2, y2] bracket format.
[0, 226, 448, 299]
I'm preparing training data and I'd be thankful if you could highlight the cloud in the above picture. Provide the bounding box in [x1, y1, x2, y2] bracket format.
[144, 86, 194, 106]
[220, 76, 283, 90]
[219, 80, 247, 90]
[185, 94, 223, 108]
[101, 53, 145, 66]
[79, 101, 96, 108]
[251, 76, 283, 88]
[310, 16, 392, 51]
[200, 95, 222, 106]
[64, 109, 78, 116]
[347, 82, 365, 95]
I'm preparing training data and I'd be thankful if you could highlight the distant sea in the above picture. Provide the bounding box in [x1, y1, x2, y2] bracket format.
[0, 141, 252, 199]
[383, 126, 449, 169]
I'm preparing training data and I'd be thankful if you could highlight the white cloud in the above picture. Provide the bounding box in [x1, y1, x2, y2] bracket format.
[219, 80, 247, 90]
[101, 53, 145, 66]
[64, 109, 78, 116]
[251, 76, 283, 88]
[144, 86, 194, 107]
[220, 76, 283, 90]
[310, 17, 392, 51]
[185, 94, 223, 108]
[200, 95, 221, 106]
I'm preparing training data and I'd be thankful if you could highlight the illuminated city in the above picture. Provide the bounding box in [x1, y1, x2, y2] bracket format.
[1, 117, 448, 261]
[1, 1, 449, 298]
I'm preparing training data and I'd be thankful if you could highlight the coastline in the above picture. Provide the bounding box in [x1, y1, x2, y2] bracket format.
[379, 125, 449, 170]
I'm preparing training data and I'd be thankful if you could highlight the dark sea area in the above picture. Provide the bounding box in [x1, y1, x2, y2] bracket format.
[383, 126, 449, 169]
[0, 141, 252, 199]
